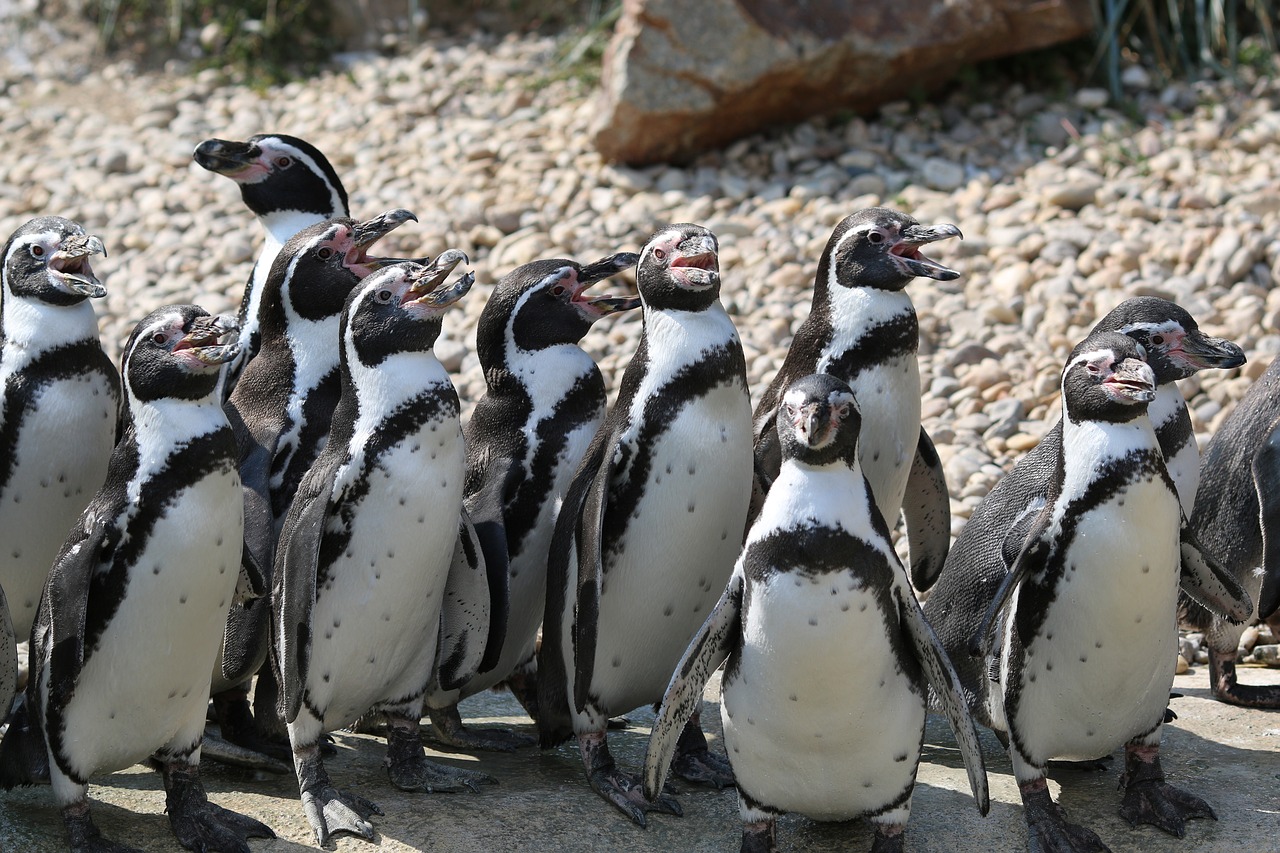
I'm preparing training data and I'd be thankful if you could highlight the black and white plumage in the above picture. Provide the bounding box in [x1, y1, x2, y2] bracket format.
[0, 305, 272, 853]
[271, 256, 494, 846]
[958, 332, 1222, 851]
[213, 208, 418, 760]
[0, 586, 14, 722]
[751, 208, 962, 591]
[1183, 354, 1280, 708]
[644, 374, 987, 853]
[193, 133, 349, 392]
[538, 223, 754, 826]
[0, 217, 120, 644]
[425, 251, 640, 751]
[925, 296, 1251, 714]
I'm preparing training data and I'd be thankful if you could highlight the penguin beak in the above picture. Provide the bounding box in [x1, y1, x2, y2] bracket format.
[406, 250, 473, 313]
[890, 222, 962, 281]
[49, 233, 108, 298]
[669, 235, 720, 291]
[1171, 330, 1246, 372]
[573, 252, 642, 319]
[790, 402, 833, 450]
[1103, 357, 1157, 403]
[346, 209, 419, 277]
[173, 314, 241, 367]
[193, 138, 265, 181]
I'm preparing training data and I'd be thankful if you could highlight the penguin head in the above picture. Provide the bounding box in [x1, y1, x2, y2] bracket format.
[483, 252, 640, 354]
[818, 208, 961, 295]
[1062, 331, 1157, 424]
[777, 374, 861, 467]
[342, 252, 472, 369]
[635, 224, 722, 311]
[271, 208, 419, 327]
[193, 133, 348, 221]
[2, 216, 107, 307]
[122, 305, 240, 403]
[1094, 296, 1245, 383]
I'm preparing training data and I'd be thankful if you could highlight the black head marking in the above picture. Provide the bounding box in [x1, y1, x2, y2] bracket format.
[817, 207, 961, 297]
[1062, 331, 1156, 425]
[344, 252, 471, 369]
[636, 224, 722, 312]
[1092, 296, 1245, 383]
[193, 133, 349, 220]
[121, 305, 239, 403]
[2, 216, 107, 308]
[776, 374, 861, 468]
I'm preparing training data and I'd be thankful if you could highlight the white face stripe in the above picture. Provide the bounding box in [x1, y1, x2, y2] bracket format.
[3, 232, 59, 269]
[258, 137, 346, 216]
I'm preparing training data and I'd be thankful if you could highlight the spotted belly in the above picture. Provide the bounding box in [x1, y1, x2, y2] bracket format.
[847, 358, 920, 525]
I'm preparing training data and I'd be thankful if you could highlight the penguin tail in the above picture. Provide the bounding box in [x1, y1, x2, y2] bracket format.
[0, 695, 50, 789]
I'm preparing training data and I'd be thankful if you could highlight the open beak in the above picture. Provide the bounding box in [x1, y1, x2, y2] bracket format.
[406, 250, 473, 312]
[574, 252, 642, 318]
[174, 314, 241, 366]
[1103, 357, 1157, 403]
[670, 235, 720, 290]
[890, 222, 962, 281]
[50, 233, 108, 298]
[346, 209, 419, 277]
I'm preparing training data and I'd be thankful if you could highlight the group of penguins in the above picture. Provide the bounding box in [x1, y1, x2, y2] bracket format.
[0, 132, 1274, 853]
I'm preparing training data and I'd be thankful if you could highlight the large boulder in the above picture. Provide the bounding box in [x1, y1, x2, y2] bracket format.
[593, 0, 1096, 164]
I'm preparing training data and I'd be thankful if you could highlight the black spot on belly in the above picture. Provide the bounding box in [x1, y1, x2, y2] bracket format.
[788, 694, 797, 702]
[323, 673, 330, 682]
[663, 605, 674, 617]
[1046, 661, 1053, 671]
[1135, 615, 1143, 624]
[1029, 673, 1037, 683]
[859, 602, 867, 612]
[39, 478, 48, 488]
[895, 752, 908, 762]
[168, 689, 177, 699]
[863, 781, 873, 788]
[1079, 654, 1088, 663]
[840, 603, 850, 612]
[808, 617, 818, 626]
[1141, 565, 1150, 574]
[872, 453, 880, 463]
[179, 594, 187, 604]
[8, 550, 17, 560]
[612, 657, 621, 668]
[687, 501, 695, 513]
[399, 497, 406, 506]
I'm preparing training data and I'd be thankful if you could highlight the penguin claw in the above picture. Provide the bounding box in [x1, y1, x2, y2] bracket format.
[170, 800, 275, 853]
[301, 785, 382, 847]
[1021, 782, 1111, 853]
[671, 747, 736, 789]
[1118, 781, 1216, 837]
[427, 706, 536, 752]
[386, 754, 497, 793]
[588, 765, 683, 827]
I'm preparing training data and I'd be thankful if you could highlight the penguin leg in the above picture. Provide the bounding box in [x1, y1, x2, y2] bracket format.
[159, 755, 274, 852]
[577, 729, 682, 827]
[1117, 731, 1216, 837]
[500, 656, 541, 722]
[738, 791, 778, 853]
[1011, 753, 1110, 853]
[1207, 644, 1280, 708]
[383, 707, 496, 792]
[669, 710, 735, 788]
[207, 681, 292, 764]
[60, 798, 143, 853]
[869, 801, 911, 853]
[290, 717, 383, 847]
[426, 703, 536, 752]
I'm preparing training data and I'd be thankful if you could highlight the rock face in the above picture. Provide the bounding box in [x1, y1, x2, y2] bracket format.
[594, 0, 1096, 164]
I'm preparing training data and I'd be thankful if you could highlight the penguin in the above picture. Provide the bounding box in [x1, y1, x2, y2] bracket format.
[961, 332, 1225, 851]
[193, 133, 349, 393]
[423, 250, 641, 751]
[0, 305, 273, 853]
[213, 208, 419, 761]
[925, 296, 1251, 713]
[1183, 354, 1280, 708]
[0, 585, 14, 721]
[643, 374, 988, 853]
[538, 223, 754, 826]
[751, 208, 962, 591]
[0, 217, 120, 645]
[272, 256, 494, 846]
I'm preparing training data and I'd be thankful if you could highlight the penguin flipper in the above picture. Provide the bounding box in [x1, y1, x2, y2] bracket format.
[435, 513, 492, 691]
[643, 571, 742, 802]
[895, 582, 989, 815]
[42, 510, 117, 706]
[0, 585, 15, 723]
[572, 431, 621, 716]
[1251, 420, 1280, 619]
[271, 461, 333, 724]
[968, 504, 1051, 658]
[1179, 530, 1254, 623]
[463, 453, 517, 677]
[903, 426, 951, 591]
[226, 399, 280, 587]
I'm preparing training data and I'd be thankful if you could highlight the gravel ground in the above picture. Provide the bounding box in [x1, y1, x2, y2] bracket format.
[1, 17, 1279, 853]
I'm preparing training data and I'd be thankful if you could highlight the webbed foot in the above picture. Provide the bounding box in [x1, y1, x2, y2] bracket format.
[427, 705, 536, 752]
[740, 818, 777, 853]
[1209, 649, 1280, 709]
[295, 747, 382, 846]
[671, 717, 735, 789]
[209, 689, 294, 765]
[870, 822, 906, 853]
[386, 714, 496, 792]
[579, 731, 682, 827]
[1118, 745, 1216, 837]
[63, 801, 144, 853]
[163, 762, 274, 852]
[1021, 779, 1110, 853]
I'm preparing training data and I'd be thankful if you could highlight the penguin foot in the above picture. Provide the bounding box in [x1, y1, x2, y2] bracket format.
[350, 709, 387, 735]
[579, 732, 682, 827]
[163, 763, 275, 853]
[385, 715, 496, 792]
[739, 818, 777, 853]
[671, 747, 736, 789]
[1047, 755, 1114, 773]
[63, 801, 143, 853]
[1020, 779, 1110, 853]
[869, 822, 906, 853]
[199, 729, 291, 775]
[499, 668, 541, 722]
[208, 690, 294, 764]
[1118, 746, 1216, 837]
[296, 749, 383, 846]
[427, 705, 535, 752]
[1209, 650, 1280, 709]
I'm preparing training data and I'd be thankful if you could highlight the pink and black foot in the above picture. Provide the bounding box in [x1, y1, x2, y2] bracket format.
[1208, 647, 1280, 709]
[385, 713, 496, 792]
[62, 800, 143, 853]
[427, 704, 535, 752]
[1117, 744, 1216, 837]
[162, 760, 274, 853]
[669, 712, 735, 789]
[579, 731, 682, 827]
[1020, 778, 1110, 853]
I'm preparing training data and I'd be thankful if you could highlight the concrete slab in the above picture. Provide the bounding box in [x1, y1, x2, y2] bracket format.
[0, 664, 1276, 851]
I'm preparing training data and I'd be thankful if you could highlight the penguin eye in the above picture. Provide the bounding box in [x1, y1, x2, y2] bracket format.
[275, 156, 293, 168]
[30, 244, 44, 257]
[653, 248, 667, 261]
[836, 404, 850, 420]
[152, 332, 169, 345]
[376, 289, 394, 304]
[316, 247, 334, 260]
[868, 231, 885, 244]
[550, 285, 567, 297]
[1150, 334, 1164, 346]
